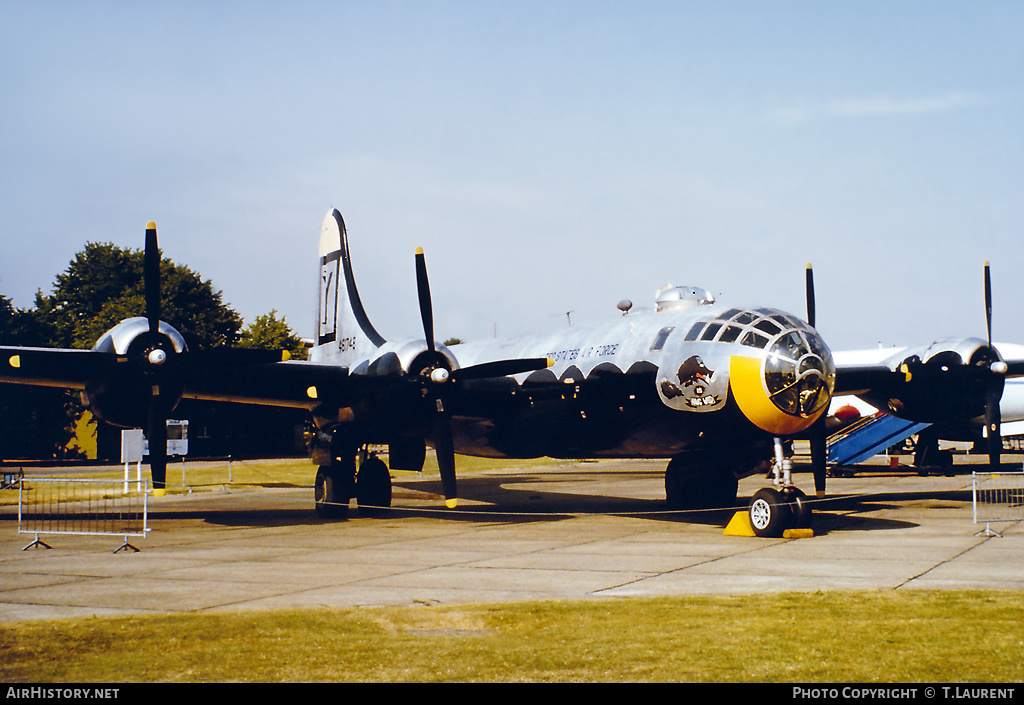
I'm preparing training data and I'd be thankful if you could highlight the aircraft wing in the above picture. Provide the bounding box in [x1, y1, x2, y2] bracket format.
[178, 359, 369, 410]
[1, 346, 119, 390]
[831, 341, 1024, 452]
[0, 344, 369, 412]
[833, 343, 1024, 397]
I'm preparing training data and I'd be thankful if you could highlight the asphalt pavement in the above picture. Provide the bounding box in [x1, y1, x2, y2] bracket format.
[1, 455, 1021, 623]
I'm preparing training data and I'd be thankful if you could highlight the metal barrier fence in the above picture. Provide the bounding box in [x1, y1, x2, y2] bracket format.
[972, 471, 1024, 537]
[18, 478, 149, 552]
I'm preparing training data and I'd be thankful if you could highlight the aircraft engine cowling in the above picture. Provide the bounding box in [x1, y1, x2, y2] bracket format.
[868, 337, 1005, 423]
[80, 317, 188, 428]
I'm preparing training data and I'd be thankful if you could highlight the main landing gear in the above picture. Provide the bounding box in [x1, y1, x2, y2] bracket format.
[315, 446, 393, 519]
[747, 438, 813, 538]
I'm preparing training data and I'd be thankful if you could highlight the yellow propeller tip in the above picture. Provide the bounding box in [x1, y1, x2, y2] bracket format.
[152, 488, 166, 497]
[445, 498, 458, 509]
[546, 358, 555, 367]
[806, 262, 813, 269]
[415, 246, 424, 255]
[146, 221, 157, 230]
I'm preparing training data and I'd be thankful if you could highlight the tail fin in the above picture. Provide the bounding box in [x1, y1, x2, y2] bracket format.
[315, 209, 386, 366]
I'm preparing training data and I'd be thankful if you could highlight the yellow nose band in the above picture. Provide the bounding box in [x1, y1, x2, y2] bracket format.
[729, 355, 826, 435]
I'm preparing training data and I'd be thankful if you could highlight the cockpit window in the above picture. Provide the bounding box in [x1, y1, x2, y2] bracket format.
[700, 323, 722, 341]
[683, 323, 704, 342]
[718, 325, 742, 343]
[674, 307, 833, 417]
[677, 308, 819, 356]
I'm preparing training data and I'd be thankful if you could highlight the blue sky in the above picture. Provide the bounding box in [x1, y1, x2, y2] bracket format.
[2, 1, 1022, 351]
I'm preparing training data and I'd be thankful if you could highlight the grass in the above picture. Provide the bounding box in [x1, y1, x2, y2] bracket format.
[2, 590, 1023, 682]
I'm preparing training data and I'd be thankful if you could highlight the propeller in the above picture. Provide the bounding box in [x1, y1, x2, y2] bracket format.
[983, 261, 1006, 471]
[413, 247, 551, 508]
[138, 223, 291, 495]
[143, 222, 170, 496]
[805, 263, 828, 498]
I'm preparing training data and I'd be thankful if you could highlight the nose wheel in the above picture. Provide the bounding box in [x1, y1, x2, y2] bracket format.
[748, 486, 812, 537]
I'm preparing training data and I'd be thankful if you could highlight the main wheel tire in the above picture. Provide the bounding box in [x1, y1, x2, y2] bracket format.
[749, 487, 792, 538]
[784, 487, 812, 529]
[315, 465, 350, 520]
[665, 455, 739, 510]
[356, 456, 392, 517]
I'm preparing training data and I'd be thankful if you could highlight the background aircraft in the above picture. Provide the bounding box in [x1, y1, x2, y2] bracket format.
[3, 210, 1022, 538]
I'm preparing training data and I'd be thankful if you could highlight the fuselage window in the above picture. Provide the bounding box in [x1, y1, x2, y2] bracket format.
[650, 326, 677, 351]
[700, 322, 722, 341]
[733, 310, 758, 325]
[716, 308, 742, 321]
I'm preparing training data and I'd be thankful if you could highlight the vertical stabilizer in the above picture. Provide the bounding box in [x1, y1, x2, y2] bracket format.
[315, 209, 386, 366]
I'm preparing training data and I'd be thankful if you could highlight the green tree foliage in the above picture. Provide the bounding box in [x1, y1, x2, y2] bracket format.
[2, 243, 246, 459]
[34, 242, 243, 350]
[240, 310, 308, 360]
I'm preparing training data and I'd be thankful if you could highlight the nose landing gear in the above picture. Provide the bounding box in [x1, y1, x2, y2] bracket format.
[747, 438, 813, 538]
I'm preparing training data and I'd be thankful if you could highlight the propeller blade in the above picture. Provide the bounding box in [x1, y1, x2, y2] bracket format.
[985, 389, 1002, 471]
[805, 263, 816, 329]
[432, 397, 458, 507]
[803, 263, 826, 494]
[147, 385, 168, 495]
[145, 222, 161, 335]
[809, 415, 827, 498]
[982, 260, 1003, 469]
[984, 260, 993, 347]
[414, 247, 435, 354]
[143, 221, 171, 495]
[451, 357, 553, 382]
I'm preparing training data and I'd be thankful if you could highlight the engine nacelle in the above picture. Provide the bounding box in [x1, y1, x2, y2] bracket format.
[311, 339, 462, 439]
[863, 337, 1003, 423]
[81, 317, 188, 428]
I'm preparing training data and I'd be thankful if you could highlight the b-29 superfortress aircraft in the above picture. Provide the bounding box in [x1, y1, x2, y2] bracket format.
[3, 209, 1022, 537]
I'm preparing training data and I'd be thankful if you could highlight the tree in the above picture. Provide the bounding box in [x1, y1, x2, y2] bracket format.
[239, 310, 308, 360]
[3, 243, 246, 460]
[34, 242, 243, 350]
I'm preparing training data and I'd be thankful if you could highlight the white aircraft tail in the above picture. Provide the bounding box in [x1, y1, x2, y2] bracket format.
[314, 209, 386, 366]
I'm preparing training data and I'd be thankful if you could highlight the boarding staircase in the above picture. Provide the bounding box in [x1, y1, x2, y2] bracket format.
[826, 411, 931, 467]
